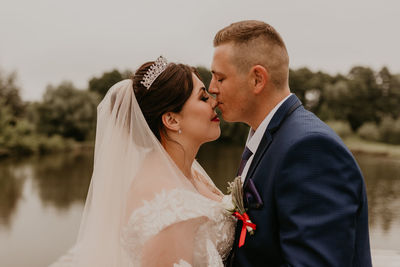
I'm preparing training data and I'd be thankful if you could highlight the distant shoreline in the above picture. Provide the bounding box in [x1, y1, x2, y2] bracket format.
[344, 137, 400, 160]
[1, 138, 400, 161]
[0, 141, 95, 159]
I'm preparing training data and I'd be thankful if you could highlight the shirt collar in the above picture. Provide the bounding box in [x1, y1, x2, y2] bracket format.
[246, 93, 292, 154]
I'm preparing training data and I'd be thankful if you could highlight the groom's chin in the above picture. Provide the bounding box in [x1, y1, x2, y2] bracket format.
[218, 111, 229, 121]
[218, 109, 241, 123]
[221, 114, 237, 123]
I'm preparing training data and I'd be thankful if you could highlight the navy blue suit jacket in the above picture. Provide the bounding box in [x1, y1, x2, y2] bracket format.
[229, 95, 372, 267]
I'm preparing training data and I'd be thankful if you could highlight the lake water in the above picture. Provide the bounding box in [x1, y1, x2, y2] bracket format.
[0, 143, 399, 267]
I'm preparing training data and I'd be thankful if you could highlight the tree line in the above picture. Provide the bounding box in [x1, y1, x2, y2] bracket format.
[1, 65, 400, 157]
[199, 65, 400, 145]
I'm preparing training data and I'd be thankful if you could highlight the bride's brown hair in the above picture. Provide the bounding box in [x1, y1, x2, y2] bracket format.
[132, 62, 199, 141]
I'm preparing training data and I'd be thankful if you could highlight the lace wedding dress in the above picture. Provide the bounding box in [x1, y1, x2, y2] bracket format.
[122, 188, 235, 266]
[49, 80, 235, 267]
[51, 175, 235, 267]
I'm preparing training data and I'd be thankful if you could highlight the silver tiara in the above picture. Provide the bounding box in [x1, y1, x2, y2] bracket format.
[141, 56, 168, 89]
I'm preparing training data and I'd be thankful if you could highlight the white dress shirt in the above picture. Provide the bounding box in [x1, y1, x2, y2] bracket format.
[240, 94, 292, 182]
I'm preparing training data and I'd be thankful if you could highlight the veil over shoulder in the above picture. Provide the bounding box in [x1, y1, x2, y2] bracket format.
[49, 80, 235, 267]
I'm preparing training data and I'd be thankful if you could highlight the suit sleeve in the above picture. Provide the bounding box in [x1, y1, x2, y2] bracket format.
[275, 133, 366, 267]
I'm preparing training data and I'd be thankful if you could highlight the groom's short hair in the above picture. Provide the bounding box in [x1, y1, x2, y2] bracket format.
[214, 20, 289, 89]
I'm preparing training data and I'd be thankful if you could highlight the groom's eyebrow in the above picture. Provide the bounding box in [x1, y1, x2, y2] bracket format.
[211, 70, 224, 76]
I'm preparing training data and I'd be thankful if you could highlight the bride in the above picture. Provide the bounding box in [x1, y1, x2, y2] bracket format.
[50, 56, 235, 267]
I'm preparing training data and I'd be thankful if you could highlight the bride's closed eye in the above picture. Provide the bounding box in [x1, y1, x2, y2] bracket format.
[200, 89, 210, 102]
[201, 95, 210, 102]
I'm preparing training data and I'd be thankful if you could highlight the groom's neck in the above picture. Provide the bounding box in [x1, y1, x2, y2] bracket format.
[248, 89, 291, 131]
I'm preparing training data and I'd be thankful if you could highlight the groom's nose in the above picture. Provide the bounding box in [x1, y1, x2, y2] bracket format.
[208, 79, 218, 94]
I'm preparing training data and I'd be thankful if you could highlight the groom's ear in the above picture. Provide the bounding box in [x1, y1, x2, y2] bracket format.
[161, 112, 180, 132]
[250, 65, 268, 94]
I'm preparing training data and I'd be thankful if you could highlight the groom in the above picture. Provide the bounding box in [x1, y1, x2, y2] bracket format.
[209, 20, 372, 267]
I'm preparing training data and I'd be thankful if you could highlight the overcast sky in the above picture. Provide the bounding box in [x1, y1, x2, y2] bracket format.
[1, 0, 399, 101]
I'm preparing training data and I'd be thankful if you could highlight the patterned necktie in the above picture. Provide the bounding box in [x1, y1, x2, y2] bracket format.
[237, 146, 253, 176]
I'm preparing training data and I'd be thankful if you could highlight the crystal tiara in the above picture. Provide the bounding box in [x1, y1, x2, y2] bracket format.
[140, 56, 168, 89]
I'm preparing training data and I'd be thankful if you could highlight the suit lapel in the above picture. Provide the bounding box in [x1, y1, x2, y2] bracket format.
[244, 95, 302, 184]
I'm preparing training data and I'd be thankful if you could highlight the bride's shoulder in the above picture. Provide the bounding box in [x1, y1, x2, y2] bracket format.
[122, 188, 215, 242]
[131, 188, 211, 216]
[126, 188, 223, 228]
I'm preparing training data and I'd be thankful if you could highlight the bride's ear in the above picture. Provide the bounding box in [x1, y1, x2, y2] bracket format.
[161, 112, 181, 132]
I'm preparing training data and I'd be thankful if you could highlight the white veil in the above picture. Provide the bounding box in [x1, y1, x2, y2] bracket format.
[50, 79, 221, 267]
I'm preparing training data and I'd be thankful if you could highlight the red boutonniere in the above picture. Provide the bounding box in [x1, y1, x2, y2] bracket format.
[226, 177, 256, 248]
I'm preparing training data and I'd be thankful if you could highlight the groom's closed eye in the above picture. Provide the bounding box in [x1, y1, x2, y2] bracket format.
[214, 75, 225, 83]
[211, 70, 225, 81]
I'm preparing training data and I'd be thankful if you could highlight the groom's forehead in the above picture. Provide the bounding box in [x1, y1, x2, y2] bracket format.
[212, 46, 238, 73]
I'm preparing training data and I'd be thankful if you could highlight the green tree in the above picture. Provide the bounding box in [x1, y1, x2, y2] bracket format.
[346, 66, 381, 131]
[0, 70, 24, 116]
[0, 98, 38, 156]
[196, 66, 212, 89]
[0, 71, 41, 156]
[321, 66, 382, 131]
[379, 116, 400, 144]
[320, 79, 350, 121]
[376, 67, 400, 119]
[36, 81, 99, 141]
[289, 68, 310, 104]
[289, 68, 333, 114]
[88, 69, 130, 98]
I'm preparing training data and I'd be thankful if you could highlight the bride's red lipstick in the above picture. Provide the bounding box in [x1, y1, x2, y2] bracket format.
[211, 115, 220, 122]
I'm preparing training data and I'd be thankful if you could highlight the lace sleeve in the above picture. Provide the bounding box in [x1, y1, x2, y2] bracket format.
[121, 189, 223, 266]
[205, 239, 224, 267]
[173, 259, 192, 267]
[140, 217, 202, 266]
